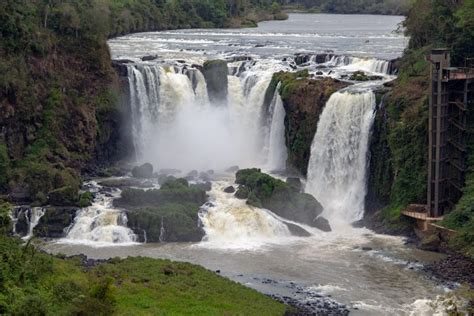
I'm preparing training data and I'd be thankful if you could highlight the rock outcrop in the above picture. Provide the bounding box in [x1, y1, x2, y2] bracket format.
[235, 169, 330, 232]
[266, 71, 348, 175]
[202, 60, 229, 105]
[116, 178, 207, 242]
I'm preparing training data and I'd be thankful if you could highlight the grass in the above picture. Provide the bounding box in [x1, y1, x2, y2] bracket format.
[0, 235, 288, 315]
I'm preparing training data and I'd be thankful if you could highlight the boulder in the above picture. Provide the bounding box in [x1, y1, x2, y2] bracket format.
[285, 222, 311, 237]
[127, 203, 205, 242]
[313, 216, 332, 232]
[35, 207, 78, 238]
[419, 234, 441, 252]
[132, 163, 154, 178]
[141, 55, 158, 61]
[187, 170, 198, 179]
[235, 186, 250, 199]
[224, 186, 235, 193]
[202, 60, 229, 105]
[235, 169, 327, 230]
[195, 181, 212, 192]
[225, 165, 240, 173]
[286, 177, 302, 192]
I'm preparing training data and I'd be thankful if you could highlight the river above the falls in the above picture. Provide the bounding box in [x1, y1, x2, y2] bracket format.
[40, 14, 453, 315]
[109, 13, 407, 61]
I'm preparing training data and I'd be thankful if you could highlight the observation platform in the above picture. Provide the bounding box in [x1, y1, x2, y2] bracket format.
[401, 204, 443, 231]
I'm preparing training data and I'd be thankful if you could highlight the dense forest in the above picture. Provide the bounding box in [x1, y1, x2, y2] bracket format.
[278, 0, 412, 15]
[367, 0, 474, 259]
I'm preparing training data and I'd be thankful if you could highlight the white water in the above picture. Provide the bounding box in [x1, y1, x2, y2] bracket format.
[305, 91, 376, 226]
[264, 84, 288, 171]
[199, 180, 291, 250]
[127, 62, 286, 172]
[62, 182, 137, 245]
[10, 207, 46, 240]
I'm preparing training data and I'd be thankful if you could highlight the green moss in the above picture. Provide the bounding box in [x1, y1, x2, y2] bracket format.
[127, 203, 203, 242]
[118, 178, 207, 208]
[48, 186, 80, 206]
[78, 191, 93, 208]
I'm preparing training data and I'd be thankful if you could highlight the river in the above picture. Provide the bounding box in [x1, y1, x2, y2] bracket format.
[41, 14, 452, 315]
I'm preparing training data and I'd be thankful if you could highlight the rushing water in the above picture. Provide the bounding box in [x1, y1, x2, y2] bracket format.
[306, 91, 376, 227]
[38, 14, 455, 315]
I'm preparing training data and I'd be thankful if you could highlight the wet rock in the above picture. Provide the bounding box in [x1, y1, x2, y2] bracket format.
[226, 165, 240, 173]
[419, 234, 441, 252]
[286, 177, 302, 192]
[285, 222, 311, 237]
[98, 178, 154, 189]
[313, 216, 332, 232]
[316, 71, 324, 75]
[35, 207, 78, 238]
[132, 163, 154, 178]
[187, 170, 198, 179]
[425, 254, 474, 287]
[361, 247, 373, 251]
[224, 186, 236, 193]
[270, 73, 349, 175]
[141, 55, 158, 61]
[234, 186, 249, 199]
[158, 169, 181, 176]
[195, 181, 212, 192]
[202, 60, 228, 105]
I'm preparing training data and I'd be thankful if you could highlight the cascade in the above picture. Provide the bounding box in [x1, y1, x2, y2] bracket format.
[11, 207, 46, 240]
[63, 184, 136, 244]
[199, 181, 291, 249]
[325, 56, 391, 74]
[305, 91, 376, 226]
[264, 83, 288, 171]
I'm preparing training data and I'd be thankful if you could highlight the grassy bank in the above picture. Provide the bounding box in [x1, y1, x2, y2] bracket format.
[0, 204, 287, 315]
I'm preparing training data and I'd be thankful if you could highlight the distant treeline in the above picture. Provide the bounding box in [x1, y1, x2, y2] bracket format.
[278, 0, 411, 15]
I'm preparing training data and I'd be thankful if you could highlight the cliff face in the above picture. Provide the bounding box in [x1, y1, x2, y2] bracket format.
[268, 71, 348, 176]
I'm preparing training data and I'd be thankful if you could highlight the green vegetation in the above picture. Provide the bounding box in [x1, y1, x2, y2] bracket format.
[0, 236, 287, 315]
[279, 0, 411, 15]
[367, 1, 474, 253]
[117, 178, 207, 242]
[268, 71, 347, 175]
[0, 190, 288, 314]
[117, 178, 207, 208]
[0, 0, 286, 205]
[235, 169, 327, 229]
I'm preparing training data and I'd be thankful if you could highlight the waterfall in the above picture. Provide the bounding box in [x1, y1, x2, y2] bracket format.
[199, 181, 291, 249]
[127, 62, 285, 171]
[265, 83, 288, 171]
[305, 91, 376, 225]
[326, 56, 390, 74]
[11, 207, 46, 240]
[63, 184, 136, 244]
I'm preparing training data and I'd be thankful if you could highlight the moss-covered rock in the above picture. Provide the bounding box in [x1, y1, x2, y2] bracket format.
[235, 169, 328, 230]
[268, 72, 348, 175]
[34, 207, 78, 238]
[131, 163, 154, 178]
[127, 203, 204, 242]
[202, 60, 228, 105]
[48, 186, 80, 206]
